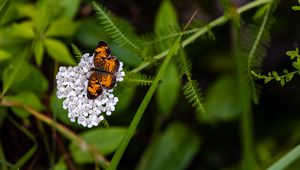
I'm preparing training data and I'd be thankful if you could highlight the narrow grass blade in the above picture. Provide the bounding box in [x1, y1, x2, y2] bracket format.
[0, 141, 8, 170]
[267, 144, 300, 170]
[108, 36, 182, 170]
[8, 117, 37, 168]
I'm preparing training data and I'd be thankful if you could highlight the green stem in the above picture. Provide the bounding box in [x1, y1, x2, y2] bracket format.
[108, 37, 182, 170]
[130, 0, 271, 74]
[240, 106, 255, 169]
[237, 41, 256, 169]
[231, 15, 254, 170]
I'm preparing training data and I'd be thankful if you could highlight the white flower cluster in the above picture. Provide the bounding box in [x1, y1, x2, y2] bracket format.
[56, 53, 125, 128]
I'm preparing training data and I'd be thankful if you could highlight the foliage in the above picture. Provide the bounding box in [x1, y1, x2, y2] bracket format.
[0, 0, 79, 66]
[136, 123, 200, 170]
[69, 127, 127, 164]
[0, 0, 299, 170]
[179, 51, 206, 116]
[292, 0, 300, 11]
[252, 48, 300, 86]
[92, 2, 143, 57]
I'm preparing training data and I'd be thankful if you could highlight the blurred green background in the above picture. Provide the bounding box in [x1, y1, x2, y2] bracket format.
[0, 0, 300, 169]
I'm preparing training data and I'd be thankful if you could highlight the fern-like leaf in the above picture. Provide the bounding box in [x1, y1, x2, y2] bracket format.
[138, 25, 181, 60]
[247, 5, 273, 69]
[92, 2, 142, 55]
[114, 71, 153, 95]
[182, 80, 205, 115]
[178, 51, 206, 115]
[242, 2, 275, 104]
[123, 72, 153, 86]
[71, 43, 82, 63]
[177, 51, 192, 78]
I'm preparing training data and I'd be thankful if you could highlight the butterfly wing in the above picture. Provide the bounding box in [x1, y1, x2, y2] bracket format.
[87, 72, 103, 99]
[87, 71, 116, 99]
[94, 41, 111, 68]
[99, 72, 116, 89]
[105, 56, 120, 73]
[88, 41, 119, 99]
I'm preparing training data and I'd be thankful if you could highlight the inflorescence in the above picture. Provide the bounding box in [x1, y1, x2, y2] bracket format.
[56, 53, 125, 128]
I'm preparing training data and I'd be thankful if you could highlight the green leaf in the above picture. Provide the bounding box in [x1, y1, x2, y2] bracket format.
[2, 3, 36, 24]
[154, 0, 180, 50]
[111, 44, 142, 67]
[15, 3, 36, 19]
[156, 62, 180, 115]
[154, 0, 179, 32]
[137, 123, 201, 170]
[53, 158, 67, 170]
[45, 18, 79, 37]
[115, 86, 136, 114]
[0, 49, 12, 61]
[286, 73, 294, 82]
[2, 57, 30, 95]
[0, 26, 28, 50]
[34, 39, 44, 66]
[204, 75, 241, 122]
[253, 4, 269, 20]
[71, 43, 83, 63]
[0, 0, 10, 24]
[179, 51, 206, 116]
[286, 48, 299, 59]
[71, 43, 82, 59]
[280, 79, 285, 86]
[33, 0, 51, 34]
[69, 127, 127, 164]
[10, 63, 48, 97]
[44, 38, 76, 65]
[292, 60, 300, 70]
[59, 0, 80, 18]
[4, 91, 44, 118]
[75, 18, 109, 48]
[246, 3, 272, 103]
[292, 6, 300, 11]
[10, 21, 35, 39]
[182, 80, 206, 115]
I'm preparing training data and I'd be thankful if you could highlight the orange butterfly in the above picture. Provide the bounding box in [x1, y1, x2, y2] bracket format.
[87, 41, 120, 99]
